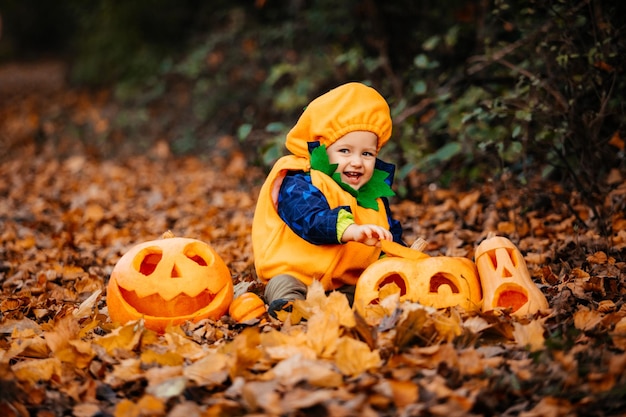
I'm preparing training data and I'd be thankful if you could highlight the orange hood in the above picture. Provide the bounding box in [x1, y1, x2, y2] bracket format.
[285, 82, 392, 158]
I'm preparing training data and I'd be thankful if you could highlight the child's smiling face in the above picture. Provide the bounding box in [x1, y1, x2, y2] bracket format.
[326, 131, 378, 190]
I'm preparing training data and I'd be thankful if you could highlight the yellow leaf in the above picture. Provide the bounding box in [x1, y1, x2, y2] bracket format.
[8, 333, 49, 359]
[54, 339, 95, 369]
[223, 327, 263, 379]
[306, 312, 340, 358]
[136, 395, 166, 415]
[261, 328, 316, 361]
[334, 337, 380, 376]
[387, 379, 419, 407]
[94, 320, 145, 355]
[12, 357, 62, 382]
[293, 281, 354, 327]
[113, 399, 140, 417]
[73, 289, 102, 319]
[140, 349, 184, 367]
[164, 331, 206, 361]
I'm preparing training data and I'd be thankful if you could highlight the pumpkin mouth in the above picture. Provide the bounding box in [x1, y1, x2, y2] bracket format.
[494, 284, 529, 313]
[118, 288, 216, 317]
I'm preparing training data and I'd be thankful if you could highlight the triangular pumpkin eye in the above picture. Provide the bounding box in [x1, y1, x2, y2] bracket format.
[487, 250, 498, 270]
[506, 248, 517, 267]
[138, 250, 162, 275]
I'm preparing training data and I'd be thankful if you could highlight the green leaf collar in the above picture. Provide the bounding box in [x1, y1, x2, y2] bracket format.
[309, 145, 395, 210]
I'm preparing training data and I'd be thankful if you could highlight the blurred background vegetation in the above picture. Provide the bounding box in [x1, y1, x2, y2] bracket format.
[1, 0, 624, 204]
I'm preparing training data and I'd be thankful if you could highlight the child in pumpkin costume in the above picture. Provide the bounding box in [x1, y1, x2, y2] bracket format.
[251, 82, 405, 317]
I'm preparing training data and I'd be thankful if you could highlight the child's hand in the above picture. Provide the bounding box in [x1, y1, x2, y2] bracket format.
[341, 224, 393, 246]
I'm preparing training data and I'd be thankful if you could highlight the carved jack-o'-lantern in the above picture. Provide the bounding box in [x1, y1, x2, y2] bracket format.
[107, 235, 233, 333]
[355, 240, 482, 313]
[474, 236, 548, 316]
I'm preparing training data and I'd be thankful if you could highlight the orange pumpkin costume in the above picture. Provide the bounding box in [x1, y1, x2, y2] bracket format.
[252, 82, 396, 292]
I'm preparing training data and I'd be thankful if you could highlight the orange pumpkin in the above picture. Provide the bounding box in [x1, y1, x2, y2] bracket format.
[474, 236, 548, 316]
[355, 241, 482, 313]
[229, 292, 266, 322]
[107, 235, 233, 333]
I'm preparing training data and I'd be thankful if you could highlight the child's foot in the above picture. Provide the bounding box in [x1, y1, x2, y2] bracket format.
[268, 298, 294, 319]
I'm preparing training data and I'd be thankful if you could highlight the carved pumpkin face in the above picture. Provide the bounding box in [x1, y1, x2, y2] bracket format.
[355, 255, 482, 314]
[474, 236, 548, 316]
[107, 237, 233, 333]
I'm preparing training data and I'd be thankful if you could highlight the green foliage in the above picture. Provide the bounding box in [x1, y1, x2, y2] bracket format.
[387, 0, 625, 198]
[3, 0, 622, 206]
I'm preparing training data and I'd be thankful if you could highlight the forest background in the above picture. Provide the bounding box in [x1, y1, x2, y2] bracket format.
[1, 1, 625, 416]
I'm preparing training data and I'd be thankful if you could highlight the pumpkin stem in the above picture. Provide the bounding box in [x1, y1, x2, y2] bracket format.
[161, 230, 176, 239]
[410, 237, 428, 252]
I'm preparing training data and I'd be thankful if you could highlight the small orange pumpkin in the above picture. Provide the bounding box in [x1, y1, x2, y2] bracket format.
[474, 236, 548, 316]
[229, 292, 266, 322]
[355, 241, 482, 313]
[107, 234, 233, 333]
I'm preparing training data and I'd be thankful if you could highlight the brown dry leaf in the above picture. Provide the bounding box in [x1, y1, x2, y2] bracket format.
[462, 315, 492, 334]
[513, 320, 545, 352]
[183, 351, 229, 387]
[611, 317, 626, 350]
[241, 380, 282, 415]
[281, 388, 338, 414]
[269, 354, 343, 388]
[73, 403, 101, 417]
[458, 348, 490, 376]
[145, 375, 187, 400]
[519, 396, 574, 417]
[458, 190, 481, 211]
[106, 358, 144, 388]
[333, 336, 381, 376]
[394, 305, 432, 349]
[497, 221, 516, 234]
[586, 251, 608, 264]
[433, 309, 463, 343]
[386, 379, 420, 408]
[573, 305, 604, 331]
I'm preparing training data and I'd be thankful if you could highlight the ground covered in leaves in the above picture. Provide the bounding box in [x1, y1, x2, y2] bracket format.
[1, 79, 626, 417]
